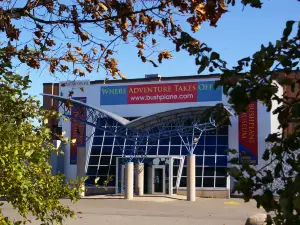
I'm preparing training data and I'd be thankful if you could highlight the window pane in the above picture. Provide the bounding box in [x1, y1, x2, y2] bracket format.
[205, 135, 217, 145]
[158, 146, 169, 155]
[206, 129, 216, 135]
[106, 176, 115, 186]
[196, 167, 203, 176]
[115, 137, 125, 146]
[169, 146, 181, 155]
[194, 145, 204, 155]
[181, 148, 189, 155]
[85, 176, 96, 185]
[103, 136, 114, 145]
[159, 138, 170, 145]
[171, 137, 182, 145]
[216, 167, 227, 177]
[108, 166, 116, 175]
[203, 177, 214, 187]
[204, 167, 215, 176]
[216, 146, 228, 156]
[217, 136, 228, 146]
[112, 146, 122, 155]
[216, 156, 227, 166]
[204, 156, 215, 166]
[97, 166, 109, 175]
[215, 177, 227, 188]
[217, 126, 228, 135]
[179, 177, 187, 187]
[138, 137, 148, 146]
[173, 177, 177, 187]
[95, 129, 104, 136]
[205, 146, 216, 155]
[173, 159, 181, 166]
[173, 166, 179, 175]
[196, 177, 202, 187]
[89, 156, 99, 166]
[101, 146, 113, 155]
[181, 167, 187, 176]
[95, 176, 106, 185]
[100, 156, 111, 165]
[146, 146, 157, 155]
[110, 156, 117, 165]
[87, 166, 97, 175]
[91, 146, 101, 155]
[195, 156, 203, 165]
[197, 136, 204, 145]
[93, 136, 103, 145]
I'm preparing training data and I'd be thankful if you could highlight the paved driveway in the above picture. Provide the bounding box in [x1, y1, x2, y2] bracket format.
[2, 196, 265, 225]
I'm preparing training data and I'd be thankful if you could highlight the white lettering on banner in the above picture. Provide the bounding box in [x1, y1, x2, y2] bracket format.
[132, 94, 194, 101]
[60, 80, 90, 87]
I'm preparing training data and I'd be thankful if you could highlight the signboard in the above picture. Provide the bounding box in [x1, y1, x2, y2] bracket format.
[238, 101, 258, 165]
[60, 80, 90, 87]
[100, 81, 222, 105]
[70, 97, 87, 165]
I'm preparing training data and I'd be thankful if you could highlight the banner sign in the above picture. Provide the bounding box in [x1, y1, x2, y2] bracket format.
[238, 101, 258, 165]
[100, 81, 222, 105]
[70, 97, 87, 165]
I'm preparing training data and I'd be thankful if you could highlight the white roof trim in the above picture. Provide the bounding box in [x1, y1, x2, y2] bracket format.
[41, 94, 130, 126]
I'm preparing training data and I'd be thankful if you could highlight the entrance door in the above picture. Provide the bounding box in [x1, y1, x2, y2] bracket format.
[152, 165, 165, 194]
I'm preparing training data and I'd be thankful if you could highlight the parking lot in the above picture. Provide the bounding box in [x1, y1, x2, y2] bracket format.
[1, 195, 266, 225]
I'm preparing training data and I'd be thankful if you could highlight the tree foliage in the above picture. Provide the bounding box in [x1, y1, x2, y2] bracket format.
[0, 0, 299, 224]
[210, 20, 299, 225]
[0, 53, 83, 224]
[0, 0, 263, 81]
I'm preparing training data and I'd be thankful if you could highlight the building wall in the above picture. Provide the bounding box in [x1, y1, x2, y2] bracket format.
[43, 83, 60, 139]
[275, 71, 300, 136]
[49, 76, 278, 194]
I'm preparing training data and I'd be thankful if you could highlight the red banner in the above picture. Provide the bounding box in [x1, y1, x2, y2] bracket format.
[70, 97, 86, 165]
[238, 101, 258, 164]
[127, 82, 197, 104]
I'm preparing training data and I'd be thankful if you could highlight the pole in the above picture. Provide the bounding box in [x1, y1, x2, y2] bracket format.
[187, 154, 196, 201]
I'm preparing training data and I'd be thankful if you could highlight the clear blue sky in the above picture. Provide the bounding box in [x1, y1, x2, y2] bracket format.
[27, 0, 300, 102]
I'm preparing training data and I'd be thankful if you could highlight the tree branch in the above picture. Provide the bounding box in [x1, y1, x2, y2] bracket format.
[25, 5, 165, 25]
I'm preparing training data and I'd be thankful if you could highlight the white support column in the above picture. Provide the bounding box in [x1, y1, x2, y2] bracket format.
[169, 158, 173, 195]
[135, 163, 144, 196]
[77, 146, 86, 197]
[125, 162, 134, 200]
[187, 154, 196, 201]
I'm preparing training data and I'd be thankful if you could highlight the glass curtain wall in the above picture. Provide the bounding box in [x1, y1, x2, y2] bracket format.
[86, 118, 228, 188]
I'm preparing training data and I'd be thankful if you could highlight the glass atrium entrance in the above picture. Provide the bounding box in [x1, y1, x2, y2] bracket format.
[116, 156, 185, 195]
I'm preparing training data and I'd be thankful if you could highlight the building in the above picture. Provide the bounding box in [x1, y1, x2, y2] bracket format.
[43, 74, 283, 199]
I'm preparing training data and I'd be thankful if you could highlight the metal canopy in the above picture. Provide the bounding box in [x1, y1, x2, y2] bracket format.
[42, 94, 130, 126]
[126, 106, 210, 131]
[42, 94, 231, 159]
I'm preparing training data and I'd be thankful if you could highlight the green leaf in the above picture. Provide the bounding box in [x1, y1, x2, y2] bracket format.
[25, 150, 34, 157]
[262, 149, 270, 161]
[210, 52, 220, 61]
[94, 177, 100, 184]
[274, 163, 282, 178]
[283, 21, 295, 40]
[225, 149, 238, 154]
[229, 157, 239, 165]
[198, 64, 206, 74]
[293, 196, 300, 210]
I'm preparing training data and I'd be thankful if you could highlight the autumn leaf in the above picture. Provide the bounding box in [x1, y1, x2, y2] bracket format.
[34, 31, 43, 38]
[152, 38, 156, 45]
[138, 50, 143, 57]
[158, 50, 173, 63]
[136, 42, 144, 49]
[99, 3, 108, 11]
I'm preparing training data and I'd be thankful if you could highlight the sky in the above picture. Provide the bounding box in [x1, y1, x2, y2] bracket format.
[26, 0, 300, 102]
